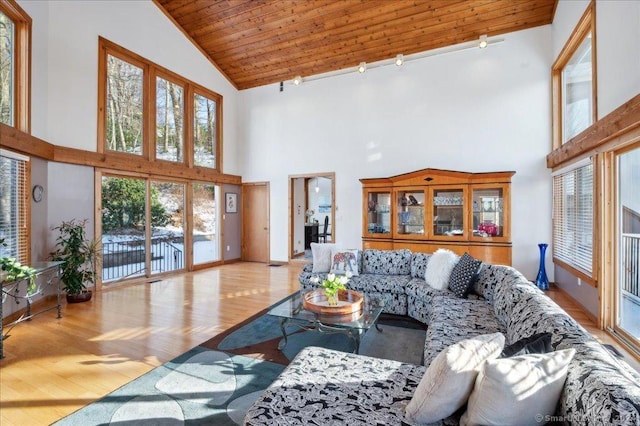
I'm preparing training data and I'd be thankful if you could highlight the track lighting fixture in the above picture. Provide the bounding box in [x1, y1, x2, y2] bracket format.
[285, 35, 503, 89]
[479, 34, 488, 49]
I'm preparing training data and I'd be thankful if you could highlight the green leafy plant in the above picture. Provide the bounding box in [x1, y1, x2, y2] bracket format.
[310, 272, 352, 305]
[101, 178, 169, 232]
[49, 219, 100, 295]
[0, 237, 37, 294]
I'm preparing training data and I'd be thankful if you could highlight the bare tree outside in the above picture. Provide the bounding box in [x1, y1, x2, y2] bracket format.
[0, 11, 14, 126]
[193, 93, 217, 168]
[156, 77, 184, 162]
[106, 54, 143, 154]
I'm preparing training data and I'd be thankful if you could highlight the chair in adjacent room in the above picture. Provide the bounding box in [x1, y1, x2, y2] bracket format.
[319, 216, 331, 243]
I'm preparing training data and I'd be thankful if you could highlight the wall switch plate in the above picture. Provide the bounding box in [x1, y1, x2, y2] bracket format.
[226, 245, 230, 251]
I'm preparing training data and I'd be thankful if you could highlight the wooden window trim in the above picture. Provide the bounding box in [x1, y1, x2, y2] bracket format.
[97, 40, 150, 158]
[551, 1, 597, 151]
[191, 85, 222, 172]
[553, 257, 597, 288]
[0, 0, 31, 133]
[98, 37, 223, 172]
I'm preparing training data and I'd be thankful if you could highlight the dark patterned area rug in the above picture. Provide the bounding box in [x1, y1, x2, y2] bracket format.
[55, 293, 426, 425]
[201, 302, 426, 365]
[54, 347, 284, 426]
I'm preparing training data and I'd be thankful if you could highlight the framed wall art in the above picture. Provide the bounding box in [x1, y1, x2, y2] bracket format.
[225, 192, 238, 213]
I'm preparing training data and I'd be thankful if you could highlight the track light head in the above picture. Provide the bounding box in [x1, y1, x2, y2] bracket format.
[479, 34, 488, 49]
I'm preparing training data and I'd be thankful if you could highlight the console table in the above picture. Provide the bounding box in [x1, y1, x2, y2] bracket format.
[1, 261, 64, 358]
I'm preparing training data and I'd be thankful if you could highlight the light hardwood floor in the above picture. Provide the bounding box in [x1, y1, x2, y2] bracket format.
[0, 262, 637, 425]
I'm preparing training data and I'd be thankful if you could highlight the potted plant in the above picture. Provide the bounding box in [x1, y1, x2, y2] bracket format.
[310, 271, 352, 306]
[0, 238, 37, 294]
[50, 219, 100, 303]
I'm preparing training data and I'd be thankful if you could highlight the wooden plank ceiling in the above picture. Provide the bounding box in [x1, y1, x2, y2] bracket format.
[155, 0, 557, 90]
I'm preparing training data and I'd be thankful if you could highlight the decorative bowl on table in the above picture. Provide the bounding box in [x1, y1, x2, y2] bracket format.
[302, 289, 364, 316]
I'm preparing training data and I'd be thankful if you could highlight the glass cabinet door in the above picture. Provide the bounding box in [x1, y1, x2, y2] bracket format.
[470, 185, 508, 241]
[395, 189, 425, 238]
[364, 190, 392, 236]
[431, 187, 466, 239]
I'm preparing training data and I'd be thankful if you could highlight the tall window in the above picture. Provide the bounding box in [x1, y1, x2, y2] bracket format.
[99, 38, 222, 170]
[0, 10, 14, 126]
[552, 3, 596, 149]
[193, 93, 217, 168]
[562, 32, 593, 142]
[156, 76, 184, 163]
[0, 0, 30, 131]
[106, 54, 144, 155]
[552, 160, 594, 282]
[0, 150, 29, 263]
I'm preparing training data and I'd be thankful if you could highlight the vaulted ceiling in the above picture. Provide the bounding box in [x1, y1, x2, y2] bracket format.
[155, 0, 557, 90]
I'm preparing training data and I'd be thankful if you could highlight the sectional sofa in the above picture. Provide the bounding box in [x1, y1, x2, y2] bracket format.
[244, 249, 640, 425]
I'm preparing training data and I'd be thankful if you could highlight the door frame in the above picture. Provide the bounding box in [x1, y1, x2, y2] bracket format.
[604, 141, 640, 354]
[288, 172, 335, 261]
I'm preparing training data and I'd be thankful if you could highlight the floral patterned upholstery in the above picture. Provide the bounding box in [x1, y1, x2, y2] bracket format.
[282, 252, 640, 426]
[244, 346, 427, 426]
[422, 296, 504, 367]
[406, 278, 480, 325]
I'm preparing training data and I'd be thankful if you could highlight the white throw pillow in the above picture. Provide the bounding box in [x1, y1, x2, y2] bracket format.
[311, 243, 340, 273]
[329, 248, 359, 276]
[424, 248, 459, 290]
[460, 349, 576, 426]
[405, 333, 505, 424]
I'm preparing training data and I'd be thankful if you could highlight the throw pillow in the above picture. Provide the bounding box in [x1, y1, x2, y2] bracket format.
[448, 253, 483, 298]
[501, 332, 553, 358]
[311, 243, 340, 273]
[460, 348, 576, 426]
[405, 333, 505, 424]
[329, 248, 360, 276]
[424, 248, 459, 290]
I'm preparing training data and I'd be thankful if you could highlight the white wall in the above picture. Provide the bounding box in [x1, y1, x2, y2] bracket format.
[16, 0, 239, 248]
[552, 0, 640, 317]
[595, 1, 640, 117]
[239, 26, 553, 279]
[553, 0, 640, 118]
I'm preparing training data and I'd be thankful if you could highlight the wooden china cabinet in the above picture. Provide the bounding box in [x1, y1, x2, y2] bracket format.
[361, 168, 515, 265]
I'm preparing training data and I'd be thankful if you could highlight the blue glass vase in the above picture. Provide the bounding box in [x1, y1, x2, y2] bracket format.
[536, 243, 549, 290]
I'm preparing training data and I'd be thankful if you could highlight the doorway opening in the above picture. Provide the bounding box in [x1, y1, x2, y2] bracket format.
[289, 173, 335, 262]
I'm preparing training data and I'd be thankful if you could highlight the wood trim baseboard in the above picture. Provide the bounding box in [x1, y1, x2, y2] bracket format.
[551, 283, 599, 325]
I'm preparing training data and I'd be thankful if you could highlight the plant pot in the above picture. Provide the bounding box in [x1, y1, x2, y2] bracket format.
[66, 290, 92, 304]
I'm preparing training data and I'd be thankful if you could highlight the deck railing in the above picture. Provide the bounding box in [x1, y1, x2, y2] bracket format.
[621, 233, 640, 299]
[102, 236, 184, 281]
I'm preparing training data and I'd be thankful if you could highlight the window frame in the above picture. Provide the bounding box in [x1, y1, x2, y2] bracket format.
[0, 0, 31, 132]
[551, 1, 597, 150]
[97, 37, 222, 171]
